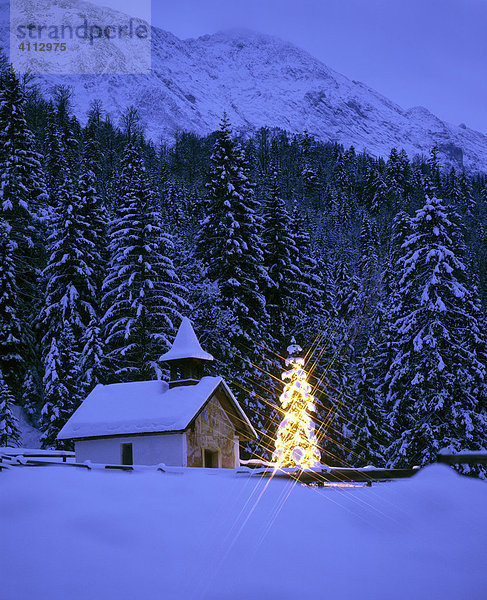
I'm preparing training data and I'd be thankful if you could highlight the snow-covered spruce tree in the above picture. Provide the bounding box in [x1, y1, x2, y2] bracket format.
[39, 133, 100, 433]
[332, 255, 360, 324]
[0, 368, 21, 447]
[195, 116, 270, 451]
[79, 317, 107, 393]
[54, 86, 80, 170]
[385, 148, 406, 211]
[262, 167, 299, 343]
[372, 217, 407, 404]
[388, 210, 412, 290]
[304, 251, 356, 466]
[83, 101, 104, 173]
[384, 196, 487, 472]
[39, 148, 97, 353]
[78, 134, 107, 285]
[427, 146, 442, 193]
[363, 164, 387, 214]
[161, 183, 185, 232]
[102, 139, 186, 382]
[290, 200, 327, 342]
[348, 303, 388, 467]
[333, 152, 352, 199]
[421, 174, 439, 204]
[357, 215, 380, 298]
[446, 168, 464, 209]
[40, 328, 80, 449]
[0, 68, 47, 367]
[0, 219, 24, 393]
[300, 131, 321, 208]
[75, 136, 107, 390]
[0, 67, 47, 257]
[352, 214, 382, 360]
[329, 188, 349, 229]
[21, 367, 43, 423]
[44, 107, 66, 196]
[458, 171, 476, 217]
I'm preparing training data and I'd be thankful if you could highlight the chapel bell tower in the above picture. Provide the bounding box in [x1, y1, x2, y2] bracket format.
[160, 317, 214, 388]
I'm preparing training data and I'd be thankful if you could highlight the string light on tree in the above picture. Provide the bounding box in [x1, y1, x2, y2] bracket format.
[272, 339, 321, 468]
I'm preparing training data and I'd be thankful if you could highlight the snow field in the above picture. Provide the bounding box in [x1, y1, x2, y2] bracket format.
[0, 464, 486, 600]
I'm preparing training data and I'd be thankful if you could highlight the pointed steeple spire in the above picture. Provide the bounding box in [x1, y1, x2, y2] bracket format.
[160, 318, 213, 387]
[160, 317, 214, 362]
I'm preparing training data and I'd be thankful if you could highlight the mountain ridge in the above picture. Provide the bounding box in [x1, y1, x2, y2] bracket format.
[7, 0, 487, 172]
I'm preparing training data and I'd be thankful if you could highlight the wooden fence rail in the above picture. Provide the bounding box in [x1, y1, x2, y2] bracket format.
[436, 452, 487, 466]
[1, 450, 486, 481]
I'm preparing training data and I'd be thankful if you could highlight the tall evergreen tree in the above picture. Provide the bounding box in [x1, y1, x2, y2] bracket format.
[195, 116, 270, 450]
[0, 68, 47, 371]
[40, 329, 80, 449]
[384, 196, 487, 470]
[39, 128, 100, 436]
[77, 134, 107, 286]
[333, 256, 360, 324]
[427, 146, 441, 193]
[385, 148, 405, 211]
[300, 131, 321, 208]
[161, 183, 185, 232]
[21, 367, 43, 423]
[44, 107, 66, 196]
[349, 303, 387, 467]
[389, 210, 412, 290]
[290, 201, 327, 342]
[103, 139, 186, 381]
[357, 216, 380, 298]
[0, 219, 24, 392]
[262, 167, 299, 343]
[363, 165, 387, 214]
[0, 368, 21, 447]
[80, 317, 107, 392]
[459, 171, 476, 217]
[446, 168, 461, 205]
[40, 146, 96, 352]
[54, 86, 80, 170]
[0, 67, 47, 259]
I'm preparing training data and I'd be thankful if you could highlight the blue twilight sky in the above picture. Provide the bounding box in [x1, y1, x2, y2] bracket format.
[150, 0, 487, 133]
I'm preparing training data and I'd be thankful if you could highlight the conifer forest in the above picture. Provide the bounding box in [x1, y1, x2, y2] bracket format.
[1, 64, 487, 474]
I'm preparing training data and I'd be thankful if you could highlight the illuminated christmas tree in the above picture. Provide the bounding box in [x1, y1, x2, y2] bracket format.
[272, 339, 321, 468]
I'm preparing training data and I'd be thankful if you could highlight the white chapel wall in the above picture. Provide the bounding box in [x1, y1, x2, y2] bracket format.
[75, 433, 187, 466]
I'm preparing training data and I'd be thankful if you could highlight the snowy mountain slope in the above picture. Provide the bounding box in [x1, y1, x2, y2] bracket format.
[7, 0, 487, 171]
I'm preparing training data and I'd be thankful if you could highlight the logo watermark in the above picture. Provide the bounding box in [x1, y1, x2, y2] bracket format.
[10, 0, 151, 74]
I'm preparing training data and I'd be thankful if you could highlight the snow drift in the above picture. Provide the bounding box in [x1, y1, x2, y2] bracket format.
[0, 464, 486, 599]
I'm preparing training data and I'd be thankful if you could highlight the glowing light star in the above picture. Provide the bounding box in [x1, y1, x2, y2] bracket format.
[272, 339, 321, 469]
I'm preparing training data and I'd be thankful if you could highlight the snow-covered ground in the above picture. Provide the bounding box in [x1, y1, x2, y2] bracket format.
[11, 405, 42, 449]
[1, 464, 486, 599]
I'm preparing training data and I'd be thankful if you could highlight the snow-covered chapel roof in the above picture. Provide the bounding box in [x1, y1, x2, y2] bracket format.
[57, 377, 257, 441]
[159, 317, 214, 362]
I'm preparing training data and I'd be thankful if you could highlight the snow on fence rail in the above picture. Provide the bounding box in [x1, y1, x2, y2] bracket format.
[237, 465, 420, 484]
[0, 456, 183, 474]
[0, 448, 75, 464]
[1, 450, 486, 479]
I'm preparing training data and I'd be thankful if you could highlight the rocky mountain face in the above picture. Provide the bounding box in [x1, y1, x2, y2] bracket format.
[7, 0, 487, 171]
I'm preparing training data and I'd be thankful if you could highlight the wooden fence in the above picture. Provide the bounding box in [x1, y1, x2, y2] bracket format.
[1, 449, 486, 482]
